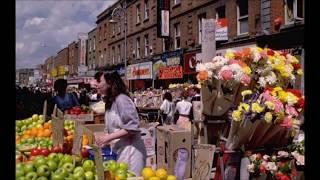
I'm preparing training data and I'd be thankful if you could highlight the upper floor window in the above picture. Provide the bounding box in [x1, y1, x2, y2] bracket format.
[136, 4, 141, 24]
[216, 6, 226, 19]
[284, 0, 304, 24]
[174, 0, 181, 5]
[144, 0, 149, 20]
[237, 0, 248, 35]
[198, 13, 206, 44]
[144, 34, 149, 57]
[174, 23, 181, 49]
[136, 37, 141, 59]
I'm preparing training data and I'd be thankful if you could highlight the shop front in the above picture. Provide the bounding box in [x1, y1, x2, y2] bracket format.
[67, 76, 95, 90]
[126, 61, 153, 91]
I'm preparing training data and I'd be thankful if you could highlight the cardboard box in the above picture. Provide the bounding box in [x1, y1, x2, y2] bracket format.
[81, 124, 105, 145]
[157, 125, 192, 179]
[146, 154, 157, 171]
[64, 112, 94, 122]
[140, 122, 159, 156]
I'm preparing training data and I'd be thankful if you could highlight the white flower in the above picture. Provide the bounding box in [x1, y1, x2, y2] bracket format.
[247, 163, 255, 173]
[229, 64, 244, 81]
[250, 48, 261, 62]
[292, 151, 304, 165]
[263, 155, 270, 161]
[265, 72, 277, 85]
[206, 62, 217, 71]
[261, 160, 268, 167]
[266, 162, 278, 173]
[212, 56, 228, 69]
[258, 77, 267, 87]
[278, 151, 289, 158]
[271, 155, 277, 161]
[249, 154, 257, 162]
[196, 63, 207, 72]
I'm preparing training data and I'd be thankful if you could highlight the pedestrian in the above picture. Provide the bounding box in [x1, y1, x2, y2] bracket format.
[175, 90, 192, 130]
[95, 72, 146, 176]
[160, 92, 175, 125]
[52, 79, 80, 112]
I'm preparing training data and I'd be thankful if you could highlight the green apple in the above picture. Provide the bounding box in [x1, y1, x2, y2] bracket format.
[23, 163, 35, 174]
[84, 171, 94, 180]
[34, 157, 47, 168]
[17, 177, 28, 180]
[47, 160, 58, 171]
[62, 162, 75, 173]
[102, 161, 109, 170]
[62, 155, 73, 163]
[73, 170, 85, 179]
[36, 176, 48, 180]
[108, 162, 118, 173]
[127, 172, 135, 177]
[36, 124, 42, 128]
[65, 174, 76, 180]
[32, 114, 39, 121]
[73, 167, 85, 174]
[21, 125, 27, 132]
[16, 126, 20, 132]
[32, 122, 37, 126]
[57, 153, 64, 161]
[27, 138, 35, 144]
[82, 160, 94, 172]
[36, 165, 51, 177]
[38, 119, 44, 124]
[16, 121, 23, 128]
[16, 168, 25, 178]
[51, 173, 65, 180]
[25, 171, 38, 180]
[16, 163, 25, 170]
[39, 115, 43, 120]
[118, 162, 128, 171]
[55, 168, 68, 177]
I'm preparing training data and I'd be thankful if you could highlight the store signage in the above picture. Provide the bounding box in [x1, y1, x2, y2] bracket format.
[201, 19, 216, 63]
[58, 66, 65, 75]
[127, 62, 153, 80]
[157, 0, 170, 37]
[78, 33, 88, 66]
[184, 52, 197, 74]
[215, 18, 228, 41]
[159, 65, 183, 79]
[51, 68, 57, 77]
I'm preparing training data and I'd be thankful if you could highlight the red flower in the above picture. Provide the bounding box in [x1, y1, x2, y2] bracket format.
[275, 172, 284, 179]
[234, 51, 243, 59]
[267, 49, 275, 56]
[259, 164, 266, 174]
[256, 153, 262, 160]
[297, 97, 304, 109]
[280, 175, 291, 180]
[287, 89, 302, 98]
[291, 168, 297, 177]
[242, 48, 251, 58]
[280, 51, 288, 56]
[264, 87, 273, 92]
[292, 63, 301, 71]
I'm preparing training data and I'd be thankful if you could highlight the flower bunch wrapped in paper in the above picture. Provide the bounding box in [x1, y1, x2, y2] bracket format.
[226, 87, 304, 150]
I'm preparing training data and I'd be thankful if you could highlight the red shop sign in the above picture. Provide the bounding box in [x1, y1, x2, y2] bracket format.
[159, 66, 183, 79]
[183, 52, 197, 74]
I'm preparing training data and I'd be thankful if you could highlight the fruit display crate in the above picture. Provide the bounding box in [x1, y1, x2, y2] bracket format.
[64, 112, 94, 122]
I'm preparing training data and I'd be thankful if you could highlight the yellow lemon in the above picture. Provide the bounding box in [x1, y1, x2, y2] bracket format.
[142, 167, 155, 180]
[149, 177, 161, 180]
[166, 175, 177, 180]
[155, 168, 168, 180]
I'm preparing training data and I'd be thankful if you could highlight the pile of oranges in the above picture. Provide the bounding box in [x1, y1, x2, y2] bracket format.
[64, 131, 74, 143]
[82, 134, 89, 146]
[19, 122, 52, 141]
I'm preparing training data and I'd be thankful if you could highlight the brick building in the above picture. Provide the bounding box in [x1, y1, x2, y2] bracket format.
[87, 28, 97, 70]
[55, 47, 69, 79]
[68, 41, 79, 77]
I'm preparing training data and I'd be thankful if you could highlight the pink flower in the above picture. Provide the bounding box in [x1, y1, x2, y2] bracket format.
[260, 51, 268, 59]
[220, 70, 233, 81]
[273, 99, 284, 113]
[285, 105, 298, 117]
[240, 75, 251, 86]
[262, 91, 273, 101]
[279, 116, 293, 128]
[228, 59, 238, 65]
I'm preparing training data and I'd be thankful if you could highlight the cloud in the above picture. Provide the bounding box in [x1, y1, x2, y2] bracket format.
[16, 0, 117, 69]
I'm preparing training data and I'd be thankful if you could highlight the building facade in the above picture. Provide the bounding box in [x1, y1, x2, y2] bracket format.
[87, 28, 97, 70]
[68, 41, 79, 77]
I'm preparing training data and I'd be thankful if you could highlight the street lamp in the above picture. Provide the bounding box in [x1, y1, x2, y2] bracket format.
[109, 1, 127, 80]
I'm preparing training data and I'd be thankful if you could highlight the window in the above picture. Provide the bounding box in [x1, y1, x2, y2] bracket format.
[118, 44, 121, 63]
[89, 39, 92, 52]
[118, 22, 121, 34]
[112, 47, 115, 64]
[144, 34, 149, 57]
[284, 0, 304, 24]
[237, 0, 248, 35]
[216, 6, 226, 19]
[93, 37, 96, 50]
[198, 13, 206, 44]
[136, 5, 141, 24]
[136, 37, 141, 59]
[174, 0, 181, 5]
[174, 23, 181, 49]
[144, 0, 149, 20]
[112, 24, 116, 35]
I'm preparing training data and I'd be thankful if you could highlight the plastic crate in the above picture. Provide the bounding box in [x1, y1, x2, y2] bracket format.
[88, 147, 117, 161]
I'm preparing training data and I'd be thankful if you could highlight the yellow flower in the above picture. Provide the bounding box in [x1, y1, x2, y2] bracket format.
[256, 47, 263, 52]
[280, 71, 290, 78]
[225, 50, 234, 60]
[287, 92, 299, 106]
[241, 90, 252, 97]
[264, 112, 273, 123]
[252, 103, 264, 113]
[238, 103, 250, 112]
[278, 91, 288, 102]
[297, 69, 303, 75]
[265, 101, 275, 110]
[271, 87, 283, 96]
[243, 66, 252, 75]
[275, 111, 285, 121]
[232, 110, 242, 121]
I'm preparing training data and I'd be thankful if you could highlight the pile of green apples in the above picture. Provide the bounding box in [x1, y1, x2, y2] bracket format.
[103, 160, 135, 180]
[16, 153, 97, 180]
[17, 137, 53, 151]
[64, 120, 75, 133]
[16, 114, 44, 135]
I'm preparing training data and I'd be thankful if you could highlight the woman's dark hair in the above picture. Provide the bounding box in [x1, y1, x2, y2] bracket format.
[103, 72, 130, 110]
[182, 90, 189, 99]
[94, 71, 104, 83]
[54, 79, 68, 96]
[163, 92, 172, 102]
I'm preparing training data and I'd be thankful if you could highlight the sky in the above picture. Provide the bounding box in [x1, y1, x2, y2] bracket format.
[16, 0, 117, 70]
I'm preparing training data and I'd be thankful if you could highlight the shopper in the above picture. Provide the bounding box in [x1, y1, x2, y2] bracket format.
[160, 92, 175, 125]
[52, 79, 80, 112]
[175, 90, 192, 130]
[95, 72, 146, 176]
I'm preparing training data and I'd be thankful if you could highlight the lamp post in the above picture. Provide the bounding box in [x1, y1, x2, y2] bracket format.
[109, 1, 127, 81]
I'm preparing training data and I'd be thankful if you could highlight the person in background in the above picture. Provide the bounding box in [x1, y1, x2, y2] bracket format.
[52, 79, 80, 112]
[79, 88, 89, 106]
[191, 87, 201, 102]
[175, 90, 193, 130]
[94, 72, 146, 176]
[160, 92, 175, 125]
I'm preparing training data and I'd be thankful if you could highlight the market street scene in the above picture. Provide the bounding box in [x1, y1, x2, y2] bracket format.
[16, 0, 304, 179]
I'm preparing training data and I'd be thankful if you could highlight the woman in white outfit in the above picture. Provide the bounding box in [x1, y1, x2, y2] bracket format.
[175, 90, 192, 130]
[160, 91, 175, 125]
[95, 72, 147, 176]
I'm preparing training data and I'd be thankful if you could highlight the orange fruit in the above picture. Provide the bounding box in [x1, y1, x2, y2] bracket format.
[22, 134, 30, 139]
[67, 131, 73, 136]
[43, 129, 51, 137]
[31, 128, 38, 136]
[16, 140, 20, 144]
[24, 130, 31, 136]
[82, 138, 89, 146]
[43, 122, 50, 129]
[37, 130, 44, 137]
[64, 137, 68, 141]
